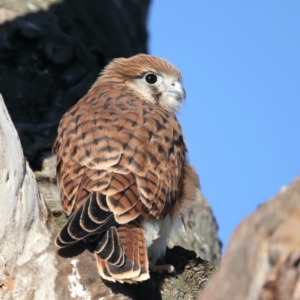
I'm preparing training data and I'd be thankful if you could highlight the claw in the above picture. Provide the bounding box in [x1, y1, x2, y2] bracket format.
[149, 263, 175, 274]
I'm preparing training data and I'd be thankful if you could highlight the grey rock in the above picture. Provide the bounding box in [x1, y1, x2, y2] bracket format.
[169, 189, 221, 268]
[201, 177, 300, 300]
[0, 94, 56, 300]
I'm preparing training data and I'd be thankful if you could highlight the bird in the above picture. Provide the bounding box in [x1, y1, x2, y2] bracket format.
[53, 54, 199, 283]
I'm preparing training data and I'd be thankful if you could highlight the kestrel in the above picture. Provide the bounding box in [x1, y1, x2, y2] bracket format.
[53, 54, 199, 283]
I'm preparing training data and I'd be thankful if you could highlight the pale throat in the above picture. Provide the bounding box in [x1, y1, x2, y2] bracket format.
[126, 81, 181, 114]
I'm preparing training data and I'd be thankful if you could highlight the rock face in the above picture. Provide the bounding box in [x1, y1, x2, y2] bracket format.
[0, 94, 57, 300]
[0, 0, 149, 169]
[168, 189, 221, 267]
[201, 177, 300, 300]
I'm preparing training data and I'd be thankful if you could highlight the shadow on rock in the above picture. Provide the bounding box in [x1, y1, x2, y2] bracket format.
[105, 247, 214, 300]
[0, 0, 149, 169]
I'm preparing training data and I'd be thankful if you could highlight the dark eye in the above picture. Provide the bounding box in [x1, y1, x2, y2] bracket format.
[145, 73, 158, 84]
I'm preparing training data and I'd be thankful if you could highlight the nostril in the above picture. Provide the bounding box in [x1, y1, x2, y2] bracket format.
[172, 83, 175, 86]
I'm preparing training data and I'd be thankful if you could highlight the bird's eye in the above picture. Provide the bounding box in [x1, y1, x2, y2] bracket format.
[145, 73, 158, 84]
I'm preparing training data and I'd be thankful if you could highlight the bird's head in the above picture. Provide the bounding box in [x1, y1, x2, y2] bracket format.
[96, 54, 186, 113]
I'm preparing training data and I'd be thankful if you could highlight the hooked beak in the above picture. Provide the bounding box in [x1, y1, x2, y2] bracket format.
[167, 82, 186, 101]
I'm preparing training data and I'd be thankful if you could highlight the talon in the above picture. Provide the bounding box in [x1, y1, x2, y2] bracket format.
[167, 265, 174, 273]
[149, 263, 176, 275]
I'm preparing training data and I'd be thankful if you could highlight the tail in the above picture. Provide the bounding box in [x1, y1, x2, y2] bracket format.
[96, 224, 149, 283]
[54, 190, 150, 283]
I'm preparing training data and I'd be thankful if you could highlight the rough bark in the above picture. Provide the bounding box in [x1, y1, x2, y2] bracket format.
[201, 177, 300, 300]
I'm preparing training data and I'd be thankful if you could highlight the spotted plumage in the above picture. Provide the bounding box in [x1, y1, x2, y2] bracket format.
[53, 54, 199, 283]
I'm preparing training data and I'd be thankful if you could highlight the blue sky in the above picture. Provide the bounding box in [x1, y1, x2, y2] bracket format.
[148, 1, 300, 251]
